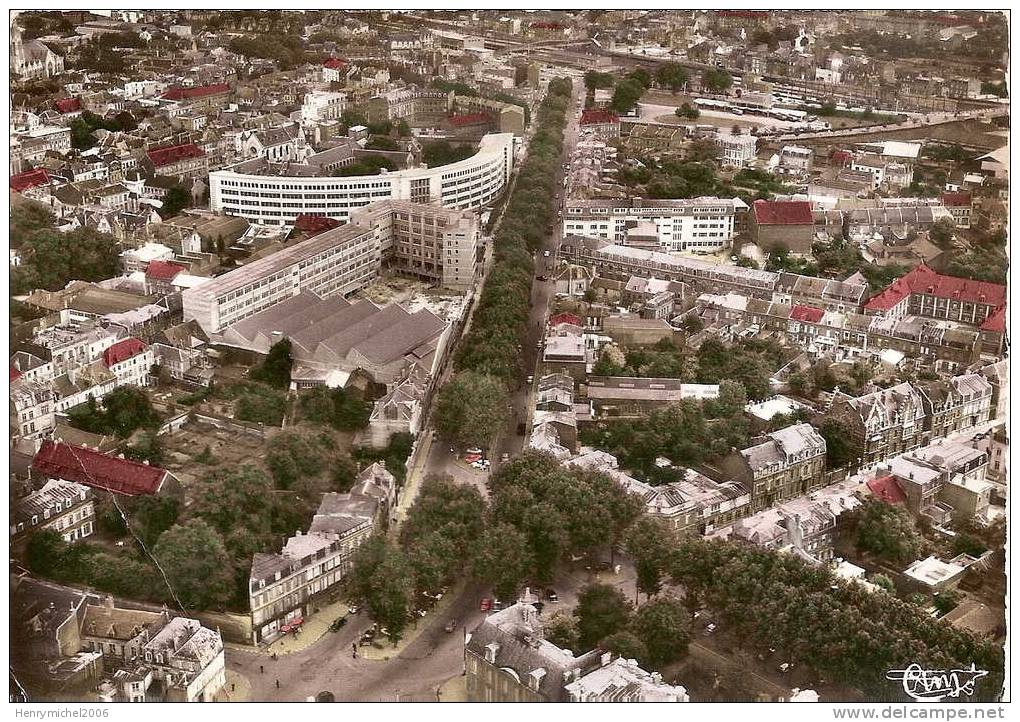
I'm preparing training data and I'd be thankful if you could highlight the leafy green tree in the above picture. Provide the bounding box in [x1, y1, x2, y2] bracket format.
[124, 431, 164, 465]
[422, 140, 474, 168]
[624, 517, 671, 598]
[584, 70, 614, 91]
[130, 495, 180, 547]
[599, 631, 648, 663]
[702, 68, 733, 93]
[545, 610, 580, 651]
[655, 63, 689, 92]
[251, 339, 293, 388]
[26, 530, 67, 576]
[347, 535, 414, 642]
[159, 186, 191, 219]
[333, 155, 398, 176]
[675, 102, 699, 120]
[265, 431, 326, 489]
[434, 371, 509, 449]
[610, 78, 645, 114]
[474, 522, 534, 601]
[298, 386, 370, 430]
[627, 68, 652, 90]
[331, 455, 358, 491]
[952, 533, 988, 558]
[929, 218, 956, 248]
[871, 573, 896, 593]
[67, 387, 161, 438]
[818, 418, 862, 470]
[153, 519, 235, 610]
[400, 475, 485, 594]
[631, 596, 690, 668]
[933, 590, 962, 616]
[576, 583, 632, 650]
[11, 223, 121, 294]
[852, 499, 926, 565]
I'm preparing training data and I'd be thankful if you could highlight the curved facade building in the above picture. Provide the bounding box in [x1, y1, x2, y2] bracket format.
[209, 133, 515, 225]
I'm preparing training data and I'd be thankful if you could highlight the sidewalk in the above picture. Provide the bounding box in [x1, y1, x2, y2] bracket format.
[392, 431, 434, 529]
[223, 598, 352, 659]
[358, 581, 463, 661]
[216, 669, 252, 702]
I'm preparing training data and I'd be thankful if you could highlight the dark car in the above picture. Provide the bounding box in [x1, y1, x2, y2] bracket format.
[545, 588, 559, 602]
[329, 617, 347, 633]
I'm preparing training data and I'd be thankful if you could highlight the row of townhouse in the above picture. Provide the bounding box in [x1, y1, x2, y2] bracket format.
[695, 292, 987, 367]
[565, 422, 827, 537]
[876, 436, 998, 527]
[248, 464, 396, 644]
[10, 321, 154, 441]
[828, 371, 995, 467]
[558, 236, 870, 313]
[863, 263, 1006, 357]
[10, 479, 96, 544]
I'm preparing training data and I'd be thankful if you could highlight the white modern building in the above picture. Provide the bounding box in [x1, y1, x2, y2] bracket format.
[182, 223, 378, 333]
[714, 131, 758, 167]
[208, 133, 514, 226]
[561, 197, 745, 253]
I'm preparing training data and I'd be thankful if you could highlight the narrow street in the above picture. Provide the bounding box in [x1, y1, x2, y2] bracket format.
[225, 81, 583, 701]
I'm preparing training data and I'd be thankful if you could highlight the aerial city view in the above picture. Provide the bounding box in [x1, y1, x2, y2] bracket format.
[7, 8, 1009, 708]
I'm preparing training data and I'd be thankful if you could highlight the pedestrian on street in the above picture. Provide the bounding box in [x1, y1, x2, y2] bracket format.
[259, 665, 264, 674]
[276, 679, 280, 689]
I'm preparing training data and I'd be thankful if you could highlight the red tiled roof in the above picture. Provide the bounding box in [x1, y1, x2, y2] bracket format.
[830, 149, 854, 167]
[10, 168, 50, 192]
[752, 199, 814, 226]
[55, 97, 82, 114]
[867, 475, 907, 505]
[864, 264, 1006, 312]
[580, 109, 619, 126]
[790, 304, 825, 323]
[160, 83, 230, 101]
[145, 260, 187, 281]
[146, 143, 206, 168]
[33, 440, 167, 496]
[323, 58, 347, 70]
[294, 214, 341, 235]
[102, 338, 147, 368]
[941, 191, 972, 207]
[11, 367, 22, 383]
[530, 21, 564, 29]
[448, 112, 491, 127]
[549, 312, 582, 327]
[980, 305, 1006, 333]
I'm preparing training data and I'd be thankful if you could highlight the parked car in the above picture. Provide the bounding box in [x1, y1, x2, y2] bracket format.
[329, 617, 347, 632]
[444, 619, 458, 633]
[704, 623, 717, 635]
[779, 662, 794, 674]
[545, 588, 559, 602]
[543, 250, 551, 258]
[347, 605, 359, 615]
[492, 599, 504, 612]
[501, 452, 510, 463]
[479, 597, 492, 612]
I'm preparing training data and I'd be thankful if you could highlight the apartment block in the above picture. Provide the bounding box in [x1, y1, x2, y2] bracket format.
[249, 466, 394, 644]
[182, 223, 378, 333]
[562, 197, 744, 253]
[350, 199, 480, 291]
[10, 480, 95, 543]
